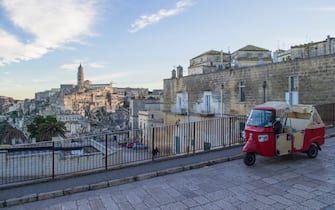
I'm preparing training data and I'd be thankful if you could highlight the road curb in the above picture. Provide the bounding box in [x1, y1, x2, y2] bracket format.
[134, 171, 157, 181]
[38, 190, 63, 201]
[0, 153, 244, 208]
[63, 185, 90, 195]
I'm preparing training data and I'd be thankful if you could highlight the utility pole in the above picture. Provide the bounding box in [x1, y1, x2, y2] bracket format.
[263, 81, 267, 103]
[221, 84, 224, 117]
[187, 88, 190, 123]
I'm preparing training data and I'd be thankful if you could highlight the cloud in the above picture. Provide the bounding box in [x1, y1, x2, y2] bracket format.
[60, 61, 105, 71]
[89, 62, 105, 68]
[0, 0, 98, 65]
[129, 0, 193, 33]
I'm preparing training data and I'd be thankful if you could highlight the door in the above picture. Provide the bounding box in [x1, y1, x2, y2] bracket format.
[276, 133, 292, 156]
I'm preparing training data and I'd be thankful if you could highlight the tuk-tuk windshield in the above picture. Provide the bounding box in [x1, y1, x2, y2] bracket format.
[247, 109, 274, 128]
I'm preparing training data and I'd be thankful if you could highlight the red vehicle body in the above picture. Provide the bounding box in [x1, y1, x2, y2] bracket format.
[243, 102, 325, 166]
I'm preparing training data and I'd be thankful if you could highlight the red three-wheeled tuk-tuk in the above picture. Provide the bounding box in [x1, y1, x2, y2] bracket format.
[242, 101, 325, 166]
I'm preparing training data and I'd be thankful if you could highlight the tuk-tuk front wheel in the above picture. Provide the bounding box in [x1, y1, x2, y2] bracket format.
[307, 143, 318, 159]
[244, 153, 256, 166]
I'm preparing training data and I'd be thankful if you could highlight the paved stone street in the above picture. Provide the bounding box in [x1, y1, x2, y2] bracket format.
[5, 138, 335, 210]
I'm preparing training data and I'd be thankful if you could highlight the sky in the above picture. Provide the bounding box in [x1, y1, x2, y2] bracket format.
[0, 0, 335, 100]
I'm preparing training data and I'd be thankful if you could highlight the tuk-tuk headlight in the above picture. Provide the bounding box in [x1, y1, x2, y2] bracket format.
[241, 131, 246, 139]
[258, 134, 269, 142]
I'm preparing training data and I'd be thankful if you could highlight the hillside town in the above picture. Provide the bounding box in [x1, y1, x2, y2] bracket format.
[0, 63, 163, 144]
[0, 35, 335, 145]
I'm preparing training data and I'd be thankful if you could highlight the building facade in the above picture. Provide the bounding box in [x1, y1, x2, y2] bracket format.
[163, 53, 335, 124]
[273, 49, 291, 63]
[188, 50, 231, 75]
[274, 36, 335, 63]
[231, 45, 273, 67]
[291, 35, 335, 60]
[129, 98, 162, 140]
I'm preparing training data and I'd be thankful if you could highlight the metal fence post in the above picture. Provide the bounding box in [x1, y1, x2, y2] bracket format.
[151, 128, 155, 161]
[188, 122, 191, 154]
[52, 141, 55, 179]
[193, 122, 196, 154]
[229, 117, 232, 146]
[105, 134, 108, 170]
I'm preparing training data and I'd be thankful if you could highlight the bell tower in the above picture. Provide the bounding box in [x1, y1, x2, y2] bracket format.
[77, 64, 84, 86]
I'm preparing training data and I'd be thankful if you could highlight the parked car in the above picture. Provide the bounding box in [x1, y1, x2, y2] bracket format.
[132, 143, 148, 149]
[126, 142, 134, 148]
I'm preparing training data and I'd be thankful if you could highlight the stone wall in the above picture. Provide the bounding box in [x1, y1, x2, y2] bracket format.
[164, 54, 335, 116]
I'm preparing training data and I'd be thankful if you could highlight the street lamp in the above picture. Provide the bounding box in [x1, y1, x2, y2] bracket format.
[186, 88, 190, 123]
[221, 84, 224, 117]
[262, 81, 267, 103]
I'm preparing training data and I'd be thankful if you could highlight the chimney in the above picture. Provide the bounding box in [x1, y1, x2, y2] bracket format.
[171, 69, 176, 79]
[177, 65, 183, 78]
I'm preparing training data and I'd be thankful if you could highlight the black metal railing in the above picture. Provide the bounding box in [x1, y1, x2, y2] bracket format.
[0, 115, 246, 186]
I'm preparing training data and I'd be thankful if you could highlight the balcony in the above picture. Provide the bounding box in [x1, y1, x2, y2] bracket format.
[199, 110, 215, 117]
[177, 108, 187, 115]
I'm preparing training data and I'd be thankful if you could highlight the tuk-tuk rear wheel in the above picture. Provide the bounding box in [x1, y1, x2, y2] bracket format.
[307, 143, 318, 159]
[244, 153, 256, 166]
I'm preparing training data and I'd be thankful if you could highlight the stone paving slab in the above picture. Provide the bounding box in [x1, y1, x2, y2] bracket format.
[4, 136, 335, 210]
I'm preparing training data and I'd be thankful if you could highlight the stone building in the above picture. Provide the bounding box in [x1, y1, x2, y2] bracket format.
[188, 50, 231, 75]
[113, 87, 149, 99]
[129, 98, 162, 140]
[62, 84, 116, 114]
[231, 45, 273, 67]
[274, 36, 335, 63]
[163, 53, 335, 124]
[291, 35, 335, 60]
[273, 49, 291, 63]
[57, 114, 91, 136]
[35, 88, 60, 102]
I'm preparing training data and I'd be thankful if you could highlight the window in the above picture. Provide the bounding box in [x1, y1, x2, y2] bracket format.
[239, 81, 246, 102]
[205, 95, 211, 113]
[289, 76, 298, 91]
[286, 76, 299, 105]
[247, 110, 273, 127]
[177, 95, 182, 111]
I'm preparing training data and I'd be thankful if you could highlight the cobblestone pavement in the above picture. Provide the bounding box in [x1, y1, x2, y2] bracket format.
[5, 138, 335, 210]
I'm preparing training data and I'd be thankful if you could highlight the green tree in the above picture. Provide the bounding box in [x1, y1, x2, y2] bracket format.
[27, 115, 66, 142]
[27, 115, 45, 141]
